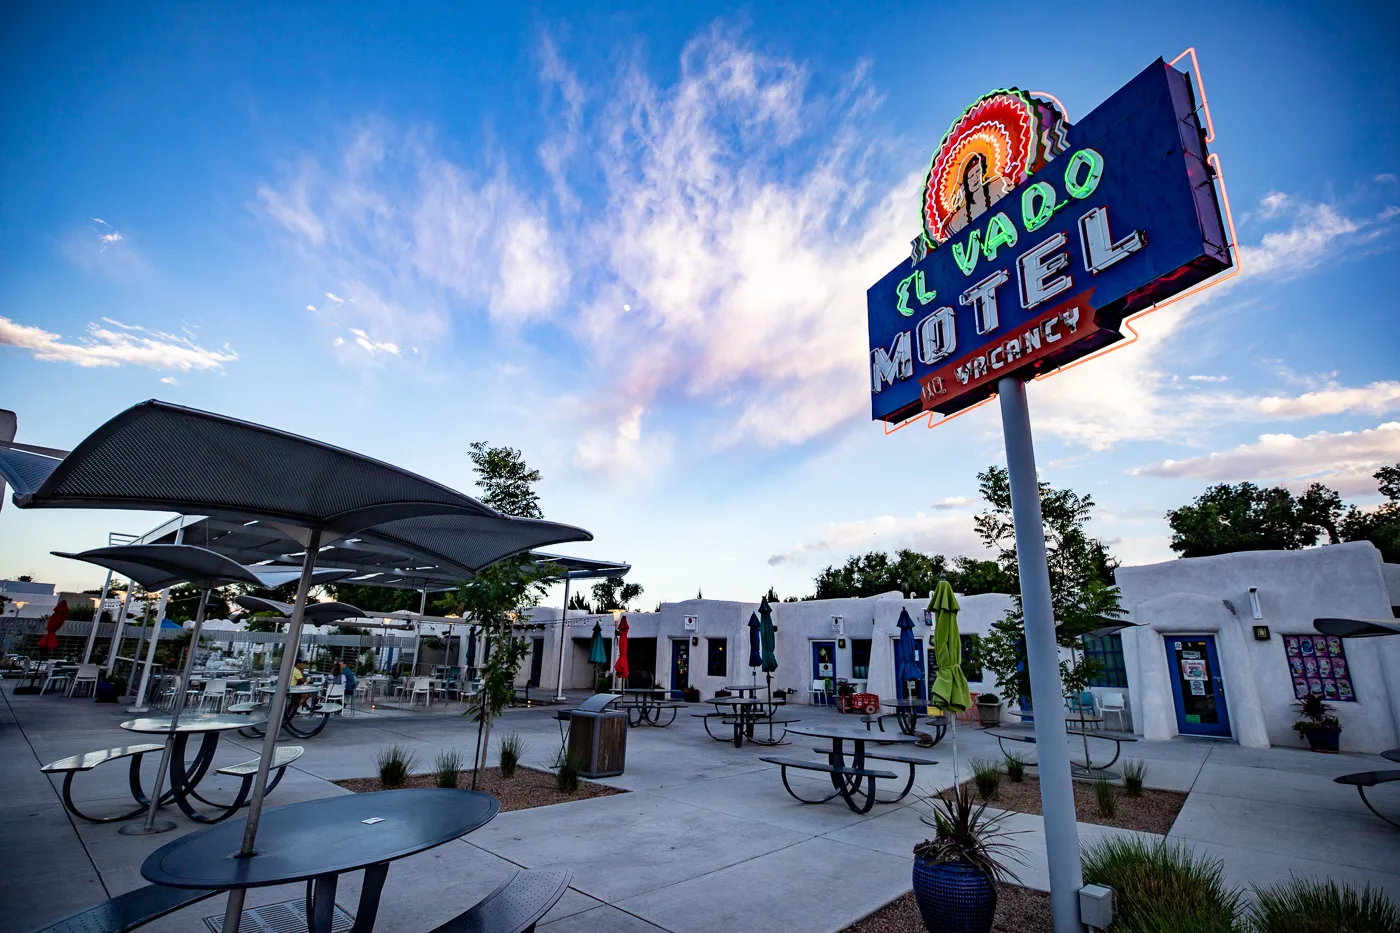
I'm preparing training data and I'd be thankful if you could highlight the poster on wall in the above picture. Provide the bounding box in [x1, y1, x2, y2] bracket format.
[1283, 635, 1355, 701]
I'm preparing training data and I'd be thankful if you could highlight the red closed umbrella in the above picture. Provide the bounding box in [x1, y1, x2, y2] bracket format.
[37, 599, 68, 652]
[613, 616, 630, 686]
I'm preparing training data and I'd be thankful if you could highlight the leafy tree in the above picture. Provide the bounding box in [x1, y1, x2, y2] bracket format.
[468, 441, 543, 519]
[325, 583, 423, 615]
[811, 549, 1013, 600]
[566, 592, 591, 611]
[974, 466, 1124, 709]
[1339, 463, 1400, 562]
[166, 584, 236, 623]
[1166, 481, 1344, 558]
[764, 586, 781, 603]
[590, 576, 643, 612]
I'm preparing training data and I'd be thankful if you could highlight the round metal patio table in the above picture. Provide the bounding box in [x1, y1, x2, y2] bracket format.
[710, 697, 774, 747]
[880, 700, 928, 736]
[240, 685, 328, 738]
[619, 688, 671, 726]
[1382, 749, 1400, 763]
[785, 725, 922, 813]
[120, 713, 269, 820]
[142, 788, 500, 933]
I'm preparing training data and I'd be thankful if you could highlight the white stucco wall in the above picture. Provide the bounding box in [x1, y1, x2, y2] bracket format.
[1116, 541, 1400, 753]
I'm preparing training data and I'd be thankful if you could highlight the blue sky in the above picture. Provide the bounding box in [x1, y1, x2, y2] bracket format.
[3, 2, 1398, 602]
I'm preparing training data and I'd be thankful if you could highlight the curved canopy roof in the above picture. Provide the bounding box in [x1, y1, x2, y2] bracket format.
[1314, 616, 1400, 638]
[0, 400, 591, 578]
[53, 544, 268, 591]
[235, 594, 367, 622]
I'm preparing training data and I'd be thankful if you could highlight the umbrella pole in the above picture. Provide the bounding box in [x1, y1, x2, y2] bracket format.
[223, 530, 322, 933]
[121, 587, 209, 836]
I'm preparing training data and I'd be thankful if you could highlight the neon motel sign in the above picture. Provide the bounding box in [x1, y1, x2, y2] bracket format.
[866, 59, 1234, 423]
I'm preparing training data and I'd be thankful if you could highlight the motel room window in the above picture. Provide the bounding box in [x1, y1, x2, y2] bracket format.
[1082, 633, 1128, 688]
[706, 638, 727, 677]
[850, 639, 872, 680]
[927, 634, 985, 682]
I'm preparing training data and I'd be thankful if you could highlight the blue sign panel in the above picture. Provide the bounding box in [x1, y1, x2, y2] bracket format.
[867, 60, 1230, 423]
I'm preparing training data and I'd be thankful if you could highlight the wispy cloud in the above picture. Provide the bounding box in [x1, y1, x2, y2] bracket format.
[0, 316, 238, 372]
[1188, 374, 1228, 383]
[1131, 421, 1400, 497]
[62, 217, 148, 278]
[347, 328, 399, 356]
[768, 508, 985, 567]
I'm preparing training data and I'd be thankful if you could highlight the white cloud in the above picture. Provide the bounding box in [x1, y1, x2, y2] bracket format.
[933, 496, 970, 509]
[0, 316, 238, 372]
[1027, 196, 1399, 450]
[62, 218, 148, 278]
[1131, 421, 1400, 497]
[347, 328, 399, 356]
[1188, 374, 1228, 383]
[768, 509, 986, 567]
[161, 376, 178, 385]
[333, 336, 344, 347]
[572, 404, 673, 478]
[305, 304, 317, 312]
[324, 292, 344, 304]
[1258, 191, 1291, 217]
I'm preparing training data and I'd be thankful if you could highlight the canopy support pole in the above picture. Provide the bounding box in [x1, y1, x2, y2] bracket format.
[129, 525, 185, 711]
[120, 586, 209, 836]
[223, 529, 322, 933]
[553, 575, 572, 701]
[83, 568, 113, 664]
[104, 584, 135, 675]
[998, 376, 1084, 933]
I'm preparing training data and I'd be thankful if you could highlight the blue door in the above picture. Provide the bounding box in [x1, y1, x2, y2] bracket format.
[812, 641, 836, 705]
[1165, 636, 1231, 737]
[670, 640, 689, 696]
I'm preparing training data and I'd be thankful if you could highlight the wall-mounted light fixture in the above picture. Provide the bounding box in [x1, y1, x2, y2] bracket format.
[1248, 587, 1262, 620]
[692, 636, 699, 646]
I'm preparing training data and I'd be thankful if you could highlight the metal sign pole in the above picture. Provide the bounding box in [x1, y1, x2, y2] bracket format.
[998, 376, 1084, 933]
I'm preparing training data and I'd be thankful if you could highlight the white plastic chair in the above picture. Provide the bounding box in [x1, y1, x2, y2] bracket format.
[409, 677, 432, 707]
[1099, 691, 1127, 731]
[67, 664, 100, 697]
[199, 679, 229, 712]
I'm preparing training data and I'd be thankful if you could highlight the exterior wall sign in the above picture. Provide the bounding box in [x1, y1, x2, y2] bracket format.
[867, 59, 1233, 422]
[1283, 634, 1356, 702]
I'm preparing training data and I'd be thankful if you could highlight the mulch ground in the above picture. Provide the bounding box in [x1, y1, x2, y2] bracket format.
[334, 766, 626, 811]
[952, 774, 1187, 835]
[843, 884, 1052, 933]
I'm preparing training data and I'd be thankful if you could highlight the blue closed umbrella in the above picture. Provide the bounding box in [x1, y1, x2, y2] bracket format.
[895, 608, 923, 701]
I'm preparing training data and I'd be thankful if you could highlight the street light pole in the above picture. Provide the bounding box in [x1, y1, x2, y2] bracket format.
[998, 376, 1084, 933]
[553, 574, 572, 701]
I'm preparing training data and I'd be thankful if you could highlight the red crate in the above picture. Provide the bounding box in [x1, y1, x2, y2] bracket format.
[850, 693, 880, 715]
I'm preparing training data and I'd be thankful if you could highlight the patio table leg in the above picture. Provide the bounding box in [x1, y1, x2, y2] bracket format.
[307, 873, 338, 933]
[351, 863, 390, 933]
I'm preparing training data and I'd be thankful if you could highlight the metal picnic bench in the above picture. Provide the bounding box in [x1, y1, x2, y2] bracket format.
[1334, 749, 1400, 827]
[987, 718, 1137, 780]
[763, 725, 936, 813]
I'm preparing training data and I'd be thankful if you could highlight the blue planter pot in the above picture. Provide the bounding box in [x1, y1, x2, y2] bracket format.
[912, 859, 997, 933]
[1303, 726, 1340, 753]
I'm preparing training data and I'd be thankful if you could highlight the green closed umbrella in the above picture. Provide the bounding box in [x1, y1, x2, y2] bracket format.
[928, 579, 970, 713]
[758, 597, 778, 702]
[588, 621, 607, 665]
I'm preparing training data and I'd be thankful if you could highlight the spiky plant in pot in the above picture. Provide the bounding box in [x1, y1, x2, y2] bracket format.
[912, 783, 1025, 933]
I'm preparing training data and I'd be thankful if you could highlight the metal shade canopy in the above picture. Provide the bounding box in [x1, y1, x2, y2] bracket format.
[53, 544, 267, 590]
[234, 595, 366, 622]
[1314, 617, 1400, 638]
[0, 400, 592, 576]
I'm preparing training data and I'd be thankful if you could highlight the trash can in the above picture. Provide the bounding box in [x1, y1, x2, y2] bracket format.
[567, 709, 627, 778]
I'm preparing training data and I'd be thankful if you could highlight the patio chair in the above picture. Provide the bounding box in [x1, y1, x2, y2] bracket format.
[67, 664, 100, 698]
[41, 664, 73, 695]
[409, 676, 433, 707]
[198, 678, 229, 712]
[1099, 691, 1127, 730]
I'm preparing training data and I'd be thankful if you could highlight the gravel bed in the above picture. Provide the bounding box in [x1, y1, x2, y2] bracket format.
[334, 766, 626, 811]
[843, 884, 1052, 933]
[951, 774, 1186, 835]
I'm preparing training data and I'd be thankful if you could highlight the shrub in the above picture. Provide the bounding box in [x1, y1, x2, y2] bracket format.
[433, 749, 464, 788]
[497, 732, 526, 778]
[1004, 751, 1027, 783]
[1248, 877, 1400, 933]
[1122, 759, 1147, 798]
[556, 750, 582, 793]
[376, 744, 418, 789]
[916, 781, 1025, 884]
[1081, 836, 1242, 933]
[1292, 693, 1342, 737]
[1094, 774, 1117, 817]
[971, 758, 1001, 800]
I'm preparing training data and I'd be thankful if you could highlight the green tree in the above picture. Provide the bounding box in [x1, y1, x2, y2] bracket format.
[325, 583, 423, 615]
[468, 441, 543, 519]
[566, 592, 591, 611]
[165, 584, 236, 623]
[590, 576, 643, 613]
[811, 549, 1013, 600]
[1166, 481, 1343, 558]
[1340, 463, 1400, 562]
[974, 466, 1124, 709]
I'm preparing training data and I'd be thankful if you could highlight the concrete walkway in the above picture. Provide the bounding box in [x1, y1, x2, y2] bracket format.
[3, 683, 1396, 933]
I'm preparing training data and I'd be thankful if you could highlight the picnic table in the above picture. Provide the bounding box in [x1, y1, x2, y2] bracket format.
[1382, 749, 1400, 763]
[702, 697, 795, 747]
[617, 687, 684, 727]
[765, 725, 936, 813]
[238, 685, 331, 738]
[142, 788, 499, 933]
[989, 712, 1137, 780]
[119, 712, 285, 823]
[722, 683, 767, 697]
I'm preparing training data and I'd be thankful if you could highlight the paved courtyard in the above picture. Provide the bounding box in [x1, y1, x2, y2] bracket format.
[3, 682, 1397, 933]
